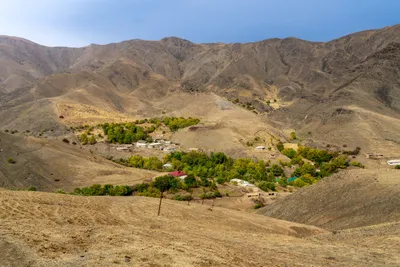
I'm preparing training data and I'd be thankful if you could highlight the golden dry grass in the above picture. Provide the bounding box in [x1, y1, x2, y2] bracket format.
[0, 190, 399, 267]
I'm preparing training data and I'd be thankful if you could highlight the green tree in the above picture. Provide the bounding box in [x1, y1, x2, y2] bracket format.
[282, 148, 296, 159]
[153, 175, 175, 216]
[276, 142, 284, 152]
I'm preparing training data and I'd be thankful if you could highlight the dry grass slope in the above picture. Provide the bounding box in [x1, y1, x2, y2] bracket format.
[260, 169, 400, 230]
[0, 190, 399, 267]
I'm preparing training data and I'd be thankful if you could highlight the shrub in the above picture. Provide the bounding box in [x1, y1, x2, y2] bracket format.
[216, 177, 225, 184]
[282, 148, 296, 159]
[55, 189, 66, 194]
[62, 138, 69, 144]
[395, 165, 400, 170]
[278, 178, 288, 187]
[173, 194, 193, 201]
[27, 186, 37, 191]
[7, 158, 16, 164]
[293, 178, 308, 188]
[276, 142, 284, 152]
[88, 136, 97, 145]
[351, 161, 365, 168]
[290, 132, 297, 140]
[258, 181, 276, 192]
[254, 203, 263, 209]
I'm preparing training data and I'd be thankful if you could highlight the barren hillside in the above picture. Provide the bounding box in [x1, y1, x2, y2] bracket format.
[0, 189, 399, 267]
[0, 132, 160, 191]
[260, 169, 400, 230]
[1, 25, 400, 151]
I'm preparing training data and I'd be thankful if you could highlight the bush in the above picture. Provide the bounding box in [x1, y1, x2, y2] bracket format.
[62, 138, 70, 144]
[27, 186, 37, 191]
[351, 161, 365, 168]
[276, 142, 284, 152]
[55, 189, 66, 194]
[254, 203, 263, 209]
[173, 194, 193, 201]
[290, 132, 297, 140]
[7, 158, 16, 164]
[293, 178, 308, 188]
[395, 165, 400, 170]
[282, 148, 296, 159]
[278, 178, 288, 187]
[258, 181, 276, 192]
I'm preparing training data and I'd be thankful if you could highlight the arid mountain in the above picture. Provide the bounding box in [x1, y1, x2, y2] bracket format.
[1, 25, 400, 151]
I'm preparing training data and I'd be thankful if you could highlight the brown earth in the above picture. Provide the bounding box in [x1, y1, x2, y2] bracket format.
[260, 168, 400, 230]
[0, 189, 399, 267]
[0, 131, 160, 191]
[1, 25, 400, 153]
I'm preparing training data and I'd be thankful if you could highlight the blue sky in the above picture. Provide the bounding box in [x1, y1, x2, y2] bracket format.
[0, 0, 399, 47]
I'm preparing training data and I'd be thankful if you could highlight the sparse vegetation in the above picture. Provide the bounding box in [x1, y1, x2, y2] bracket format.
[290, 132, 297, 140]
[27, 186, 37, 191]
[7, 158, 16, 164]
[351, 161, 365, 168]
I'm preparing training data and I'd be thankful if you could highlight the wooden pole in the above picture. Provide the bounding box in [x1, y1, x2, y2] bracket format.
[158, 191, 163, 216]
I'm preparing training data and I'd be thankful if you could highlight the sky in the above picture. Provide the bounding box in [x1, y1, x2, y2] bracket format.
[0, 0, 399, 47]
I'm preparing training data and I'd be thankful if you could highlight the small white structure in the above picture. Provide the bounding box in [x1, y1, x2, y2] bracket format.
[148, 142, 162, 149]
[116, 144, 132, 151]
[387, 159, 400, 166]
[164, 141, 172, 145]
[255, 146, 266, 150]
[230, 178, 255, 187]
[163, 163, 173, 169]
[164, 147, 176, 152]
[136, 142, 147, 148]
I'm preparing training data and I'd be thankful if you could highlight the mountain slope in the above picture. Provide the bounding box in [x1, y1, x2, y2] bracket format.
[259, 169, 400, 230]
[0, 189, 399, 266]
[0, 131, 159, 191]
[0, 25, 400, 151]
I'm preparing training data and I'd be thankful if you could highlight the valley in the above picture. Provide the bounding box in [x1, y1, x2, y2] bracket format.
[0, 24, 400, 266]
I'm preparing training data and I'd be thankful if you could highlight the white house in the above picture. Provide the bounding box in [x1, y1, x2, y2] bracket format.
[230, 178, 255, 187]
[163, 163, 173, 169]
[387, 159, 400, 166]
[148, 142, 162, 149]
[136, 142, 147, 148]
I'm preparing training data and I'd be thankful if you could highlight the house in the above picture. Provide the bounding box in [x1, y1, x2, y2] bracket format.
[387, 159, 400, 166]
[230, 178, 255, 187]
[163, 163, 173, 169]
[136, 142, 147, 148]
[255, 146, 266, 150]
[169, 171, 187, 180]
[148, 142, 162, 149]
